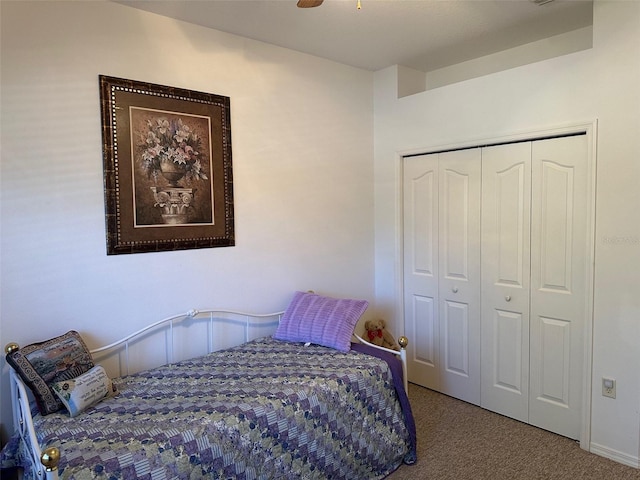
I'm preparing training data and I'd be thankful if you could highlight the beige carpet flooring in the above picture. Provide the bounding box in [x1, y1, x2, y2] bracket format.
[388, 384, 640, 480]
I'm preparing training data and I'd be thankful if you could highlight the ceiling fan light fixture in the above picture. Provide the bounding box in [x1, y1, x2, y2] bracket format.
[297, 0, 324, 8]
[295, 0, 361, 9]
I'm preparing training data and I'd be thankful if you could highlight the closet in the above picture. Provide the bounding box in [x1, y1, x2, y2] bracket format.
[403, 134, 589, 440]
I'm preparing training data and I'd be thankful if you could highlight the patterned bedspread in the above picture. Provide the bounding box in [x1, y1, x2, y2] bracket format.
[1, 337, 415, 479]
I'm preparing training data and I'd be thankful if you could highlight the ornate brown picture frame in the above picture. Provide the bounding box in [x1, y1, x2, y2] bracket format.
[99, 76, 234, 255]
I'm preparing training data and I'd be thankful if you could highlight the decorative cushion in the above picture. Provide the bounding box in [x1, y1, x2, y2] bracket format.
[5, 331, 94, 415]
[51, 365, 117, 417]
[273, 291, 369, 352]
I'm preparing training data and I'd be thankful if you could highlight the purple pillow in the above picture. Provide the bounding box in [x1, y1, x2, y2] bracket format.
[273, 291, 369, 352]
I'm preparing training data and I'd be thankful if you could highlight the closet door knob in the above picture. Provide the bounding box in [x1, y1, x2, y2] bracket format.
[452, 287, 459, 293]
[505, 295, 511, 302]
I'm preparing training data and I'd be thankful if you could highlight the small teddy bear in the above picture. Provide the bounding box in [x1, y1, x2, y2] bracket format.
[364, 319, 400, 351]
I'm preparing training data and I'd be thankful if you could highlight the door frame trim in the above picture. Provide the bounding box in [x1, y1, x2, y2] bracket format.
[395, 119, 597, 450]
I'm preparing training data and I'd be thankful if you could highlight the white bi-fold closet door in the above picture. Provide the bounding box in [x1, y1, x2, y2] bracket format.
[403, 134, 589, 440]
[403, 148, 482, 406]
[481, 135, 589, 440]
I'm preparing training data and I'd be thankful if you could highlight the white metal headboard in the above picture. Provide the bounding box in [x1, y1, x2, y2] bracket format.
[89, 309, 284, 377]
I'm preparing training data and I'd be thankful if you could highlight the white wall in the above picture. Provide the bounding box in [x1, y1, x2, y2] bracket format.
[373, 0, 640, 467]
[0, 1, 374, 442]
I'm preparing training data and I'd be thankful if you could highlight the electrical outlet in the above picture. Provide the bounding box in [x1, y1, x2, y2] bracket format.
[602, 378, 616, 398]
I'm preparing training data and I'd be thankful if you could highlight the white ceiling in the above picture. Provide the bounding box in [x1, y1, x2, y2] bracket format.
[116, 0, 593, 72]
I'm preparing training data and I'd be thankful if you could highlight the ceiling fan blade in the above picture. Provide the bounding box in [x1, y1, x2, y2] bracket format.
[297, 0, 324, 8]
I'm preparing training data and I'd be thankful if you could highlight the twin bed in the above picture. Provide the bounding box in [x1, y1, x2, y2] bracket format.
[1, 292, 416, 479]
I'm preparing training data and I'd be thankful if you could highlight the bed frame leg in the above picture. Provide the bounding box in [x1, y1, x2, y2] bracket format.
[41, 447, 60, 480]
[398, 336, 409, 393]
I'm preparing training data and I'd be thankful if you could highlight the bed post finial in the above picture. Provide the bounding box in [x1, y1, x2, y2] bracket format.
[41, 447, 60, 472]
[5, 342, 19, 354]
[397, 336, 408, 349]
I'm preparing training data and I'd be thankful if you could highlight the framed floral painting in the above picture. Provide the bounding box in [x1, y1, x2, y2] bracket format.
[99, 76, 234, 254]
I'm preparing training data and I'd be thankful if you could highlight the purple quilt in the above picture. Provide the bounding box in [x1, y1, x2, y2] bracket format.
[1, 337, 415, 479]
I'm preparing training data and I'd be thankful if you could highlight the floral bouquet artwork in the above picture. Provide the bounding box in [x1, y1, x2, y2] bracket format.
[99, 75, 234, 254]
[139, 116, 209, 187]
[130, 109, 213, 226]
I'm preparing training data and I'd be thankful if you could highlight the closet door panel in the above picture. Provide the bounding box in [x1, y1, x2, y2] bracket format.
[537, 162, 574, 292]
[529, 135, 588, 440]
[494, 165, 528, 287]
[492, 309, 525, 394]
[536, 316, 571, 402]
[403, 154, 440, 389]
[411, 295, 438, 366]
[438, 149, 481, 405]
[443, 299, 470, 376]
[481, 142, 531, 422]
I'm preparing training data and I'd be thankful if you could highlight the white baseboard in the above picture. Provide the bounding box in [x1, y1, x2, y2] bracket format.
[590, 442, 640, 469]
